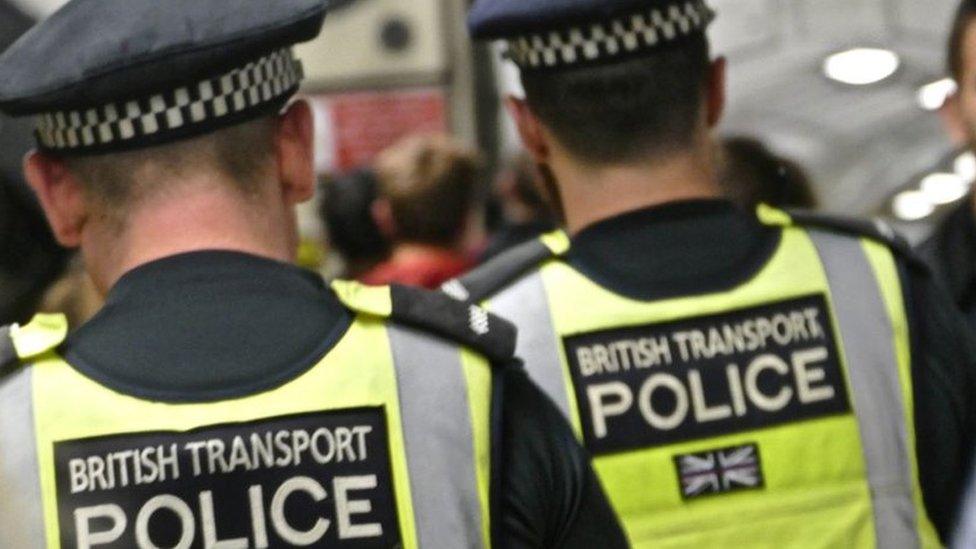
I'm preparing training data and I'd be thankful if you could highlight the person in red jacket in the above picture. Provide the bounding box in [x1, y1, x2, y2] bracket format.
[361, 134, 482, 288]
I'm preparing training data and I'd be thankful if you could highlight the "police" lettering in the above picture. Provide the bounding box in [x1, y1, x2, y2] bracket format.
[564, 295, 850, 454]
[587, 347, 836, 438]
[73, 475, 382, 548]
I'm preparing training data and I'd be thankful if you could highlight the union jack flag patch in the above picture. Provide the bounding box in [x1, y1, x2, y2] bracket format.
[674, 443, 764, 500]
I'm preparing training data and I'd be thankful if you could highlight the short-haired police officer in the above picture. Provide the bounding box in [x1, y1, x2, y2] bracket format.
[454, 0, 976, 546]
[0, 1, 627, 547]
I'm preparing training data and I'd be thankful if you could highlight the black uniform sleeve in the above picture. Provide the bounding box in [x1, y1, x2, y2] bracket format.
[903, 259, 976, 541]
[495, 365, 628, 548]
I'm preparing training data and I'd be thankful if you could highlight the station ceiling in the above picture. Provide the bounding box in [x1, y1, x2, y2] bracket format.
[712, 0, 959, 226]
[2, 0, 966, 228]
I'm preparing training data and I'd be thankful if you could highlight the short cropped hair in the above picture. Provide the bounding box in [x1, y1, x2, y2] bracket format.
[65, 117, 277, 213]
[375, 134, 481, 247]
[949, 0, 976, 79]
[520, 34, 712, 165]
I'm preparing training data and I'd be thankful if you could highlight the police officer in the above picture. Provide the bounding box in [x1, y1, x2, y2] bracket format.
[454, 0, 976, 546]
[0, 1, 627, 547]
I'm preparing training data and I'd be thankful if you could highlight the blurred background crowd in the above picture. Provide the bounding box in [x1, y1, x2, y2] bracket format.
[0, 0, 965, 329]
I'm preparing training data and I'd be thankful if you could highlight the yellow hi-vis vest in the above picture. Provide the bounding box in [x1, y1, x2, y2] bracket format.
[0, 282, 501, 549]
[447, 206, 939, 548]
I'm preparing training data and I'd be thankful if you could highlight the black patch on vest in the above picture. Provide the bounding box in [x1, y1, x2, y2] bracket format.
[391, 284, 516, 363]
[563, 294, 850, 455]
[53, 408, 401, 548]
[674, 443, 765, 500]
[787, 209, 925, 269]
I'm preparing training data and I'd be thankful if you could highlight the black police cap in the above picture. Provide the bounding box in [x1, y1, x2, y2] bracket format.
[469, 0, 715, 71]
[0, 0, 329, 155]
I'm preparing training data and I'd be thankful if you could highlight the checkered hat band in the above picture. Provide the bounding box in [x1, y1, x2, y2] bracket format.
[505, 0, 714, 70]
[35, 48, 304, 152]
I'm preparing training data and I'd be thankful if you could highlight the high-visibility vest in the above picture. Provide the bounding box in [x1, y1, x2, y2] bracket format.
[446, 205, 939, 548]
[0, 282, 509, 549]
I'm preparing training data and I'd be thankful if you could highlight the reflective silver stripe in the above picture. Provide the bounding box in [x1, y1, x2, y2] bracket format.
[488, 272, 571, 419]
[388, 326, 485, 548]
[0, 368, 46, 548]
[808, 229, 918, 548]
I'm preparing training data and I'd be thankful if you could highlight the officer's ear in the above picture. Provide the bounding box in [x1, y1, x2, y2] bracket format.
[274, 99, 316, 205]
[505, 95, 550, 164]
[706, 57, 727, 129]
[23, 151, 86, 248]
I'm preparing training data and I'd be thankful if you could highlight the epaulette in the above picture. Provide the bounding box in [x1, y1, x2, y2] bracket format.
[331, 281, 517, 363]
[442, 230, 570, 304]
[0, 314, 68, 380]
[783, 209, 921, 266]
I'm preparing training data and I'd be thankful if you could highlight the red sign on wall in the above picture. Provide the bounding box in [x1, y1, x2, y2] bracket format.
[313, 88, 448, 173]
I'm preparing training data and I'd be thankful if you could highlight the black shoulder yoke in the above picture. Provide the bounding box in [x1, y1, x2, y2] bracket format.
[389, 285, 517, 363]
[0, 324, 19, 380]
[332, 280, 518, 363]
[443, 238, 556, 304]
[787, 209, 923, 266]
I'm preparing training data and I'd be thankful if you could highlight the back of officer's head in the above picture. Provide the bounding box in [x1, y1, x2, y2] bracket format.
[24, 101, 316, 246]
[1, 0, 329, 251]
[64, 117, 276, 210]
[516, 34, 718, 166]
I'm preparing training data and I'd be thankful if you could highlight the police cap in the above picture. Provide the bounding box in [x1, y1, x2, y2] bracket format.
[0, 0, 329, 155]
[468, 0, 715, 71]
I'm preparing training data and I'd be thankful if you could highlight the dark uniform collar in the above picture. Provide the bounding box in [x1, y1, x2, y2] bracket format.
[62, 251, 352, 403]
[566, 199, 781, 301]
[104, 250, 315, 303]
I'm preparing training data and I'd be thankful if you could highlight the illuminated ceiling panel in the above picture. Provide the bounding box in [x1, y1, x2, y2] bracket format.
[890, 0, 957, 38]
[795, 0, 887, 41]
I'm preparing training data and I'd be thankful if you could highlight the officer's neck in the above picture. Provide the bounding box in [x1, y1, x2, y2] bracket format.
[552, 146, 722, 236]
[84, 183, 297, 295]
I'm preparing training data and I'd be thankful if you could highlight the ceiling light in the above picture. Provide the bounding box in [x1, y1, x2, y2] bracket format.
[8, 0, 68, 17]
[917, 78, 958, 111]
[956, 152, 976, 182]
[824, 48, 900, 86]
[920, 172, 970, 205]
[892, 190, 935, 221]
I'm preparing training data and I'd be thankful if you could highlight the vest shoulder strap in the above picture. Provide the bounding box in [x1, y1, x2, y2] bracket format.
[784, 209, 923, 267]
[443, 230, 569, 303]
[0, 314, 69, 381]
[331, 281, 517, 363]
